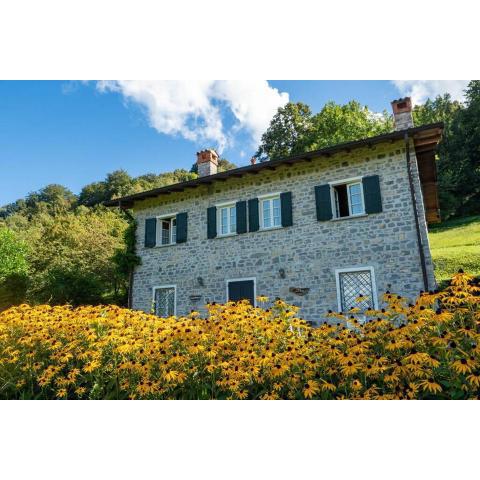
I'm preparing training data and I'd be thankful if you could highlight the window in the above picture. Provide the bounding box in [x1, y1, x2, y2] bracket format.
[260, 195, 281, 229]
[335, 267, 377, 312]
[218, 204, 236, 236]
[157, 217, 176, 245]
[332, 180, 365, 218]
[153, 286, 176, 317]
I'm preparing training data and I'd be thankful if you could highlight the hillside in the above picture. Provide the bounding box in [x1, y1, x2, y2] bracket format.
[429, 215, 480, 286]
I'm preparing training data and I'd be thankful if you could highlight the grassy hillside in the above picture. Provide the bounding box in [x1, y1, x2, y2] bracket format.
[429, 215, 480, 286]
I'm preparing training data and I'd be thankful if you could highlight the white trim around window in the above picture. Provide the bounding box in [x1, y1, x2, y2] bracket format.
[152, 284, 177, 317]
[329, 177, 366, 219]
[259, 193, 282, 230]
[226, 277, 257, 307]
[216, 202, 237, 237]
[155, 213, 178, 246]
[334, 266, 378, 312]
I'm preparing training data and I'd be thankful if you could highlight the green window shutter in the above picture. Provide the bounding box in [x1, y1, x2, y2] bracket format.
[248, 198, 259, 232]
[315, 185, 333, 221]
[236, 201, 247, 234]
[176, 212, 188, 243]
[363, 175, 383, 214]
[145, 218, 157, 247]
[280, 191, 293, 227]
[207, 206, 217, 239]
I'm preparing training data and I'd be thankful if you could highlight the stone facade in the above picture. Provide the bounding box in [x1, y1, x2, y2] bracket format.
[131, 139, 435, 324]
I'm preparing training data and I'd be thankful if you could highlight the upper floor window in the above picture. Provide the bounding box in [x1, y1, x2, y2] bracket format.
[218, 204, 236, 236]
[157, 216, 176, 246]
[260, 195, 281, 229]
[332, 179, 365, 218]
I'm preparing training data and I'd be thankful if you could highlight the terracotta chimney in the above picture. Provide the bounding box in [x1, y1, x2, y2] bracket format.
[196, 149, 219, 177]
[391, 97, 414, 131]
[250, 157, 257, 165]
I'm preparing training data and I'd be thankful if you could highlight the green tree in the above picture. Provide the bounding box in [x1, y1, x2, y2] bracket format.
[5, 207, 129, 306]
[0, 227, 28, 281]
[444, 81, 480, 217]
[254, 102, 313, 161]
[0, 227, 29, 310]
[255, 101, 392, 161]
[307, 101, 393, 151]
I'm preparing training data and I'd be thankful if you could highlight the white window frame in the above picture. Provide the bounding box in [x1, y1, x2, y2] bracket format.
[258, 192, 282, 230]
[216, 201, 237, 237]
[334, 266, 378, 312]
[155, 213, 177, 246]
[329, 177, 365, 219]
[226, 277, 257, 307]
[152, 284, 177, 317]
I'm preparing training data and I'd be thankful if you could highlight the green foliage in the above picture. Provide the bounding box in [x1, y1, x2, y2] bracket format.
[0, 228, 29, 310]
[0, 228, 28, 281]
[3, 207, 129, 306]
[429, 215, 480, 287]
[78, 168, 197, 206]
[255, 100, 393, 161]
[254, 102, 313, 161]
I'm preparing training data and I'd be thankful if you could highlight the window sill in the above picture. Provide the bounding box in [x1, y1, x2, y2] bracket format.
[154, 242, 177, 248]
[216, 233, 237, 239]
[259, 225, 284, 232]
[330, 213, 368, 222]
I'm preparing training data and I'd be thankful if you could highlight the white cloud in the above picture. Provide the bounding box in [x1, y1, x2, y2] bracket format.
[96, 80, 288, 152]
[392, 80, 469, 105]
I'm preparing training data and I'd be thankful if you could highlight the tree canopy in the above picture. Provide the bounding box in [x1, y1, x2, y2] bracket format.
[254, 100, 392, 161]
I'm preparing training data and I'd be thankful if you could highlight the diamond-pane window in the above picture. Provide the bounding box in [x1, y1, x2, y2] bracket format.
[338, 270, 374, 312]
[154, 287, 175, 317]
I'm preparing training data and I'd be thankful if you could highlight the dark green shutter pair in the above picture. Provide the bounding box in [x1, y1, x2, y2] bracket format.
[315, 175, 382, 221]
[249, 193, 293, 231]
[207, 201, 248, 239]
[144, 212, 188, 247]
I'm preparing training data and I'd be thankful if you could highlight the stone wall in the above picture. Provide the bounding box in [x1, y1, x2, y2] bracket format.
[131, 140, 434, 324]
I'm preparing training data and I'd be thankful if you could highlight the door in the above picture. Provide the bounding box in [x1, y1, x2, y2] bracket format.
[227, 279, 255, 305]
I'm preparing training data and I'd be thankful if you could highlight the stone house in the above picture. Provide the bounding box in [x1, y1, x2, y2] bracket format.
[107, 98, 443, 324]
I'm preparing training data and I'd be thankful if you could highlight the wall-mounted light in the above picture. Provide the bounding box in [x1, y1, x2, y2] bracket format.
[197, 277, 204, 287]
[279, 268, 286, 279]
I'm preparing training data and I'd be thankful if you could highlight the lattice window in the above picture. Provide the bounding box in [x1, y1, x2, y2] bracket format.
[154, 287, 175, 317]
[338, 270, 374, 312]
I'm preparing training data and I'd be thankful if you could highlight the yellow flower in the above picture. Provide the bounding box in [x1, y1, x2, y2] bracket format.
[303, 380, 320, 399]
[56, 388, 68, 398]
[418, 378, 442, 394]
[164, 370, 179, 382]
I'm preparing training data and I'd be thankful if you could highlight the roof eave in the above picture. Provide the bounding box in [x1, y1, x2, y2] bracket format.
[104, 122, 444, 208]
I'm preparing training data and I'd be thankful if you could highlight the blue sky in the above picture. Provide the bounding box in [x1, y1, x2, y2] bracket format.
[0, 80, 468, 205]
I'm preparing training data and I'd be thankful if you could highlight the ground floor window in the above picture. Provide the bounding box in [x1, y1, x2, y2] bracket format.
[335, 267, 377, 312]
[226, 278, 256, 306]
[153, 285, 176, 317]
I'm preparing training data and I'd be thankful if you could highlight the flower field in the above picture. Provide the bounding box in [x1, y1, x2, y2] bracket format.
[1, 272, 479, 400]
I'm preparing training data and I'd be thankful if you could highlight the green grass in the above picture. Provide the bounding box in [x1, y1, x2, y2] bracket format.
[429, 215, 480, 286]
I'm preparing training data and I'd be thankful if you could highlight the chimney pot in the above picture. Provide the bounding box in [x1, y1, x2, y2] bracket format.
[196, 149, 218, 177]
[391, 97, 414, 131]
[250, 157, 257, 165]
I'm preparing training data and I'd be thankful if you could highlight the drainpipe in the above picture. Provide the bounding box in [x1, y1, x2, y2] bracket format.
[404, 132, 429, 291]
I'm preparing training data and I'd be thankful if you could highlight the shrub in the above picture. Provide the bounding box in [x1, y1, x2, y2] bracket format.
[0, 272, 479, 400]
